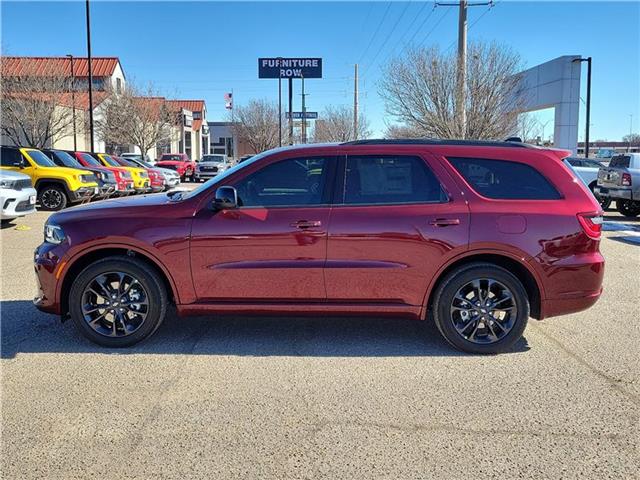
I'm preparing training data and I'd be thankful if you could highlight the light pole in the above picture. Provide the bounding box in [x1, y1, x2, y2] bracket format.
[66, 54, 77, 151]
[85, 0, 95, 152]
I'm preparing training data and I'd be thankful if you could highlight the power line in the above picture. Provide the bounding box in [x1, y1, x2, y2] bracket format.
[357, 2, 393, 65]
[378, 1, 432, 66]
[362, 0, 413, 77]
[443, 0, 497, 53]
[418, 7, 452, 47]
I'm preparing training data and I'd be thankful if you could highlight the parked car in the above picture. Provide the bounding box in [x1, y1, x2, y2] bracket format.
[121, 156, 180, 190]
[563, 157, 610, 209]
[42, 149, 117, 200]
[72, 151, 135, 196]
[0, 146, 99, 211]
[238, 155, 253, 163]
[95, 153, 150, 194]
[112, 156, 164, 193]
[195, 154, 230, 181]
[0, 170, 37, 223]
[155, 153, 196, 182]
[596, 152, 640, 217]
[34, 139, 604, 354]
[121, 153, 155, 166]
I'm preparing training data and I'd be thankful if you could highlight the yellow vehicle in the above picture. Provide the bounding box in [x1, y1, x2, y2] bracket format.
[0, 146, 99, 211]
[96, 153, 150, 193]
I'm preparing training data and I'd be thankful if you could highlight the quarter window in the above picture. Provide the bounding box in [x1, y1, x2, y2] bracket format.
[447, 157, 561, 200]
[343, 155, 446, 205]
[0, 147, 22, 167]
[233, 157, 329, 207]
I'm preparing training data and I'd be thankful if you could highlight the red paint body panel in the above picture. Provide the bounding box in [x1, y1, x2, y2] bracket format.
[34, 143, 604, 324]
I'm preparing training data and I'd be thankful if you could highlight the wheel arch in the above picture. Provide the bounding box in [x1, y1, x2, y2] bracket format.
[58, 245, 179, 316]
[35, 178, 72, 198]
[423, 251, 544, 320]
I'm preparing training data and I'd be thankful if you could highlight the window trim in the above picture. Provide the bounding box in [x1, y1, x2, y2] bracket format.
[232, 155, 338, 210]
[334, 154, 449, 207]
[445, 156, 563, 202]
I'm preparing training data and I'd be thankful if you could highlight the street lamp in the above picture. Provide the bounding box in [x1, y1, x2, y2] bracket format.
[65, 54, 77, 151]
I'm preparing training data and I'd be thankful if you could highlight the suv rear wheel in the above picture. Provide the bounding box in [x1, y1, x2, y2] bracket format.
[38, 185, 68, 211]
[68, 256, 168, 347]
[616, 200, 640, 217]
[432, 263, 529, 354]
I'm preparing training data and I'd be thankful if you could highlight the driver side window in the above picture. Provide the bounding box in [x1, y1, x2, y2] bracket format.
[233, 157, 329, 207]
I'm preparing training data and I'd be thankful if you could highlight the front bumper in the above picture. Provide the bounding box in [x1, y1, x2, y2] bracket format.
[164, 177, 180, 188]
[594, 186, 633, 201]
[33, 242, 63, 315]
[69, 186, 99, 202]
[0, 187, 37, 219]
[134, 180, 151, 193]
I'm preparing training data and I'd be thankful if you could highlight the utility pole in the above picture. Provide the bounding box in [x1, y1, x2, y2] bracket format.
[85, 0, 95, 152]
[353, 64, 359, 140]
[66, 54, 77, 151]
[277, 57, 282, 147]
[436, 1, 493, 139]
[301, 75, 306, 144]
[288, 79, 293, 145]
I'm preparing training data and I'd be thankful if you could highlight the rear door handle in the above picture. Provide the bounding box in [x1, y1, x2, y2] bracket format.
[429, 218, 460, 227]
[290, 220, 322, 229]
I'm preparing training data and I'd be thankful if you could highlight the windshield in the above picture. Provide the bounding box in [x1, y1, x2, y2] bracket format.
[114, 157, 137, 168]
[26, 150, 56, 167]
[202, 155, 225, 163]
[52, 150, 81, 168]
[161, 155, 183, 161]
[101, 154, 121, 167]
[77, 153, 101, 167]
[177, 149, 272, 200]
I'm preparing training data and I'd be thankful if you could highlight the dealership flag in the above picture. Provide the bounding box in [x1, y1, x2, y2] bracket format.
[224, 92, 233, 110]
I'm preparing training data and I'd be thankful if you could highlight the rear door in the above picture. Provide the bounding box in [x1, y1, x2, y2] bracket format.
[324, 152, 469, 308]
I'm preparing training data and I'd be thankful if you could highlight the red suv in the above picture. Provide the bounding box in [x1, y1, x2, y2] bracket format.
[155, 153, 196, 182]
[33, 140, 604, 353]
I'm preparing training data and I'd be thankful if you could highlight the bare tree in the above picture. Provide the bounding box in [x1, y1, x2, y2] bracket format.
[622, 133, 640, 146]
[383, 124, 423, 139]
[0, 58, 74, 148]
[312, 105, 370, 143]
[231, 99, 281, 154]
[96, 83, 180, 156]
[514, 112, 542, 143]
[379, 42, 524, 140]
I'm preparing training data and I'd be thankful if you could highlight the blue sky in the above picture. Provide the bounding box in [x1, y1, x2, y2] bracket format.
[2, 1, 639, 140]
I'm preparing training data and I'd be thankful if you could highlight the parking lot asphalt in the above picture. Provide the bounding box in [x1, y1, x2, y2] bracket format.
[1, 201, 639, 479]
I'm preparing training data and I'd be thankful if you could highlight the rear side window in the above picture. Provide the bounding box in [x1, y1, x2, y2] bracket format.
[609, 155, 630, 168]
[447, 157, 561, 200]
[0, 147, 21, 167]
[343, 155, 446, 205]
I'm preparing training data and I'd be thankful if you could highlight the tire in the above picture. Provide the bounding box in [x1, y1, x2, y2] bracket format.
[589, 184, 611, 210]
[38, 185, 68, 211]
[616, 200, 640, 218]
[431, 263, 529, 354]
[68, 256, 168, 347]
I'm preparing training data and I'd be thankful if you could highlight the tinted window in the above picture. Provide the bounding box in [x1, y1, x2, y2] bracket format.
[77, 152, 101, 166]
[584, 160, 604, 169]
[50, 150, 81, 168]
[233, 157, 329, 207]
[0, 147, 22, 167]
[343, 155, 445, 205]
[566, 158, 582, 167]
[25, 150, 56, 167]
[448, 157, 561, 200]
[609, 155, 631, 168]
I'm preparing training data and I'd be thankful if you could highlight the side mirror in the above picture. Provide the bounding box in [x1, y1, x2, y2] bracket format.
[212, 186, 238, 210]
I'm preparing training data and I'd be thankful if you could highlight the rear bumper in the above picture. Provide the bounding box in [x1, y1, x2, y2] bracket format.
[594, 186, 633, 201]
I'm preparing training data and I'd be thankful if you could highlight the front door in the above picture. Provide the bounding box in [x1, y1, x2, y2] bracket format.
[190, 155, 336, 302]
[325, 153, 470, 307]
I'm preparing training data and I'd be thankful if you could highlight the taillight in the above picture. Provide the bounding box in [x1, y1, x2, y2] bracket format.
[577, 212, 603, 239]
[622, 173, 632, 186]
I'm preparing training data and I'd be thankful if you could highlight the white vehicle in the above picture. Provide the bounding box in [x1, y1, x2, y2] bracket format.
[564, 157, 611, 209]
[123, 156, 180, 190]
[195, 154, 229, 181]
[0, 170, 37, 223]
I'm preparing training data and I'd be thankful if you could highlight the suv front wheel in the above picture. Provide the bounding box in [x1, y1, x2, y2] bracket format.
[38, 185, 68, 211]
[68, 256, 168, 347]
[432, 263, 529, 354]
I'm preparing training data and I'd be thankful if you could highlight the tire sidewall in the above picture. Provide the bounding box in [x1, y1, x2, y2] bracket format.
[69, 257, 167, 347]
[433, 265, 529, 354]
[38, 185, 68, 211]
[616, 200, 640, 217]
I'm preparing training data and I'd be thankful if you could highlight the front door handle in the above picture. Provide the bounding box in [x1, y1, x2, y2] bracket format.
[290, 220, 322, 229]
[429, 218, 460, 227]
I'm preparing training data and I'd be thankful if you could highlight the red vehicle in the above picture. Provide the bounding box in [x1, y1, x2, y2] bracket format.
[34, 140, 604, 353]
[72, 151, 134, 196]
[155, 153, 196, 182]
[112, 156, 165, 193]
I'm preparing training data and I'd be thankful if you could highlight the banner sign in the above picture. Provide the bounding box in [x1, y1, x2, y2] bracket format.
[286, 111, 318, 120]
[258, 58, 323, 79]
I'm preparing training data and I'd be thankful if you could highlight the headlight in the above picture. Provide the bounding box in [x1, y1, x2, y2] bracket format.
[44, 223, 66, 245]
[0, 179, 17, 189]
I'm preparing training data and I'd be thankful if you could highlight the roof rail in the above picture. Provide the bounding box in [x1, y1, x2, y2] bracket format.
[341, 138, 534, 149]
